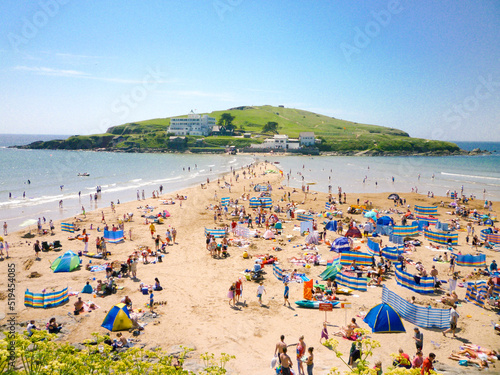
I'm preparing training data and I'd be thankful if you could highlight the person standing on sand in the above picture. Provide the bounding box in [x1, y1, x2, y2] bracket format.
[228, 282, 236, 307]
[443, 304, 458, 337]
[320, 322, 328, 343]
[171, 227, 177, 244]
[283, 282, 291, 307]
[275, 335, 287, 364]
[149, 290, 154, 312]
[34, 240, 41, 260]
[149, 223, 156, 239]
[305, 347, 314, 375]
[257, 282, 266, 306]
[280, 347, 293, 375]
[235, 278, 243, 303]
[3, 221, 7, 235]
[296, 336, 306, 375]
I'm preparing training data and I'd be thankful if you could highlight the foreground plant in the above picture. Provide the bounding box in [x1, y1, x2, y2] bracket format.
[2, 331, 232, 374]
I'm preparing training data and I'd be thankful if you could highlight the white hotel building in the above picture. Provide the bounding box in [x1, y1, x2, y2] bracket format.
[168, 111, 216, 136]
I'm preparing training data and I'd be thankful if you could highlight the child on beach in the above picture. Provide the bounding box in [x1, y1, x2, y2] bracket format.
[257, 282, 266, 306]
[283, 282, 291, 307]
[320, 322, 328, 343]
[149, 290, 154, 312]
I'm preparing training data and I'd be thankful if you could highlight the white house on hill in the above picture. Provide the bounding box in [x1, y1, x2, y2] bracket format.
[251, 134, 300, 150]
[299, 132, 316, 146]
[168, 110, 216, 136]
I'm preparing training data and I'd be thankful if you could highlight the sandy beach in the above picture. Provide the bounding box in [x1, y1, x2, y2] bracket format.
[1, 161, 499, 374]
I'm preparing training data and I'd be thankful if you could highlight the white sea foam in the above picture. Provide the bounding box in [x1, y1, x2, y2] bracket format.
[440, 172, 500, 181]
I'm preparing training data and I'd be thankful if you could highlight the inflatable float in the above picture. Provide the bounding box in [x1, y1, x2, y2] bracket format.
[294, 300, 340, 309]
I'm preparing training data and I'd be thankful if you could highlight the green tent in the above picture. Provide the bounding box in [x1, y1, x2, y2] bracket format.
[320, 261, 342, 281]
[51, 250, 81, 272]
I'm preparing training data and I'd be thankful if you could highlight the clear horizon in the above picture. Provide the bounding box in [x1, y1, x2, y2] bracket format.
[0, 1, 499, 141]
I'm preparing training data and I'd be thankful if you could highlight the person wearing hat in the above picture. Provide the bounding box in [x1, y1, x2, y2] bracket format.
[490, 259, 497, 273]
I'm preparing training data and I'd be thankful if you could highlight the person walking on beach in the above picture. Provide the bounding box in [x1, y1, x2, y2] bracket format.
[442, 304, 458, 337]
[149, 223, 156, 239]
[34, 240, 41, 260]
[228, 282, 236, 307]
[3, 222, 7, 236]
[283, 282, 291, 307]
[257, 282, 266, 306]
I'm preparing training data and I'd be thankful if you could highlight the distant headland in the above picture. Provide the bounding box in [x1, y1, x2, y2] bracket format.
[13, 105, 479, 156]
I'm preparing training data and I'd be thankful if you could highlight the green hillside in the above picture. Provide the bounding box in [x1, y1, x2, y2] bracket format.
[19, 105, 462, 155]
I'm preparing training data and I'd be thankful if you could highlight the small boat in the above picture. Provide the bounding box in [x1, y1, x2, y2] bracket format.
[294, 300, 340, 309]
[78, 173, 90, 177]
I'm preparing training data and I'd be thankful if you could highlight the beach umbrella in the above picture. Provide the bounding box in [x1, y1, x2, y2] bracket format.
[20, 218, 38, 234]
[364, 210, 378, 220]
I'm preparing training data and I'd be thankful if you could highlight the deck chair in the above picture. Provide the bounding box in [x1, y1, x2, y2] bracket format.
[41, 241, 51, 251]
[53, 240, 62, 248]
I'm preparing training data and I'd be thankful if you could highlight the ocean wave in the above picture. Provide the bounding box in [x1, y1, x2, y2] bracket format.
[440, 172, 500, 181]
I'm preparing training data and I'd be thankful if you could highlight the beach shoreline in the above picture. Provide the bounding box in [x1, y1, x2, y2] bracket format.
[1, 161, 499, 374]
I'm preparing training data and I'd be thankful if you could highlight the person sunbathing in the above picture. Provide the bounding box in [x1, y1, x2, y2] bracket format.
[449, 353, 488, 369]
[334, 318, 359, 338]
[460, 345, 498, 358]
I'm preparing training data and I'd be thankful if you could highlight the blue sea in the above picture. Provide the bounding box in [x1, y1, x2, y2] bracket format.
[1, 134, 499, 232]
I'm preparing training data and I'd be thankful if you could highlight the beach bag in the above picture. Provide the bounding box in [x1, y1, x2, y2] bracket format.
[270, 355, 277, 368]
[459, 359, 468, 366]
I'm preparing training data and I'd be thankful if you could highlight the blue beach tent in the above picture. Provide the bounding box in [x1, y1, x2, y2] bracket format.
[363, 303, 406, 333]
[330, 237, 351, 253]
[325, 220, 337, 232]
[377, 216, 394, 226]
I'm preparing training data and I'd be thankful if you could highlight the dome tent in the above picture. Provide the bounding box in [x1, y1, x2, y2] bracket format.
[50, 250, 81, 273]
[377, 216, 394, 226]
[345, 226, 362, 238]
[325, 220, 337, 232]
[101, 303, 134, 331]
[363, 303, 405, 333]
[330, 237, 352, 253]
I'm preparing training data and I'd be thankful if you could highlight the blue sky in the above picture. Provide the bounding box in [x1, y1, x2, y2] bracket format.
[0, 0, 498, 141]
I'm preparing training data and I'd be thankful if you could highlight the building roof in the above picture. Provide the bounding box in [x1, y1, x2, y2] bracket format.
[300, 132, 315, 137]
